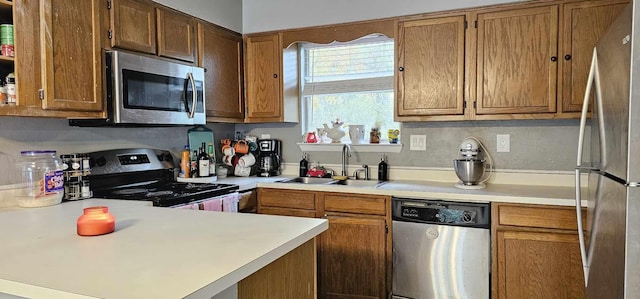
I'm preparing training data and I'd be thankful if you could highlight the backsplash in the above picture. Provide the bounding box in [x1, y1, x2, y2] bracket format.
[237, 119, 583, 172]
[0, 116, 582, 185]
[0, 117, 234, 185]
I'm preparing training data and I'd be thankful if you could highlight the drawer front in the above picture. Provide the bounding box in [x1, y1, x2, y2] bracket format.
[259, 189, 316, 210]
[259, 207, 317, 218]
[496, 203, 579, 230]
[323, 193, 387, 215]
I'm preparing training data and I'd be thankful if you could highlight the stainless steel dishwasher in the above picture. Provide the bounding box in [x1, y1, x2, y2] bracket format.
[392, 197, 490, 299]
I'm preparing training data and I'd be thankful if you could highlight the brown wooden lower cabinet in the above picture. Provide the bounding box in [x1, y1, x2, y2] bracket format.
[238, 239, 316, 299]
[492, 202, 585, 299]
[319, 214, 386, 299]
[257, 188, 391, 299]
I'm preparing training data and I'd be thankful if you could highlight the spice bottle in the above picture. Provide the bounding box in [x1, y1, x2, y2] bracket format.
[5, 72, 15, 105]
[299, 152, 309, 177]
[180, 145, 190, 178]
[378, 154, 388, 181]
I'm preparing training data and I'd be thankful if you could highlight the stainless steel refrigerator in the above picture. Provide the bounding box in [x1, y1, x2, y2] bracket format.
[575, 3, 640, 298]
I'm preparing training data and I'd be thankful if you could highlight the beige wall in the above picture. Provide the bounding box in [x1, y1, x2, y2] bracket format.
[242, 0, 525, 33]
[154, 0, 242, 32]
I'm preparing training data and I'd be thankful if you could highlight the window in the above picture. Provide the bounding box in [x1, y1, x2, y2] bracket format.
[300, 35, 399, 141]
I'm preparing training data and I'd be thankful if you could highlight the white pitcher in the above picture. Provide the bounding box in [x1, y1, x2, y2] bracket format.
[349, 125, 365, 144]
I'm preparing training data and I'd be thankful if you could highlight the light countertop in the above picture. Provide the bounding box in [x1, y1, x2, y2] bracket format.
[0, 199, 328, 299]
[218, 176, 581, 206]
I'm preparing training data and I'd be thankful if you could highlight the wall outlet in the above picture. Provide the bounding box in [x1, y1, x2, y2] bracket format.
[260, 134, 271, 139]
[497, 134, 510, 152]
[410, 135, 427, 151]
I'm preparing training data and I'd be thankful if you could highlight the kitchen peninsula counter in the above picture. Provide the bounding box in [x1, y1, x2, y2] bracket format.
[0, 199, 328, 299]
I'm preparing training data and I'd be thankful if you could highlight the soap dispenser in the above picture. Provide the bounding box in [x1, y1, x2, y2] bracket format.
[299, 152, 309, 177]
[378, 154, 388, 181]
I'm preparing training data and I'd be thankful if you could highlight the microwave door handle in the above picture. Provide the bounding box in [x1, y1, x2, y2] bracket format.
[187, 72, 197, 119]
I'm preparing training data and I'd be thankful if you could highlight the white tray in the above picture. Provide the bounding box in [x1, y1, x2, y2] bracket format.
[177, 176, 218, 183]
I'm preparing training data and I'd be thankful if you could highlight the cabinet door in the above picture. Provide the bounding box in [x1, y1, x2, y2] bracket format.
[157, 8, 196, 62]
[198, 22, 244, 122]
[245, 34, 282, 122]
[109, 0, 156, 55]
[560, 0, 628, 113]
[396, 15, 466, 118]
[319, 214, 386, 299]
[495, 230, 584, 299]
[476, 6, 558, 115]
[40, 0, 103, 111]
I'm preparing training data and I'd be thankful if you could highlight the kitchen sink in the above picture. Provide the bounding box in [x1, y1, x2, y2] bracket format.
[277, 177, 386, 188]
[335, 179, 387, 187]
[278, 177, 337, 184]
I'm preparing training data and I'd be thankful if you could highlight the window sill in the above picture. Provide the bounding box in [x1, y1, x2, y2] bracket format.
[297, 142, 403, 153]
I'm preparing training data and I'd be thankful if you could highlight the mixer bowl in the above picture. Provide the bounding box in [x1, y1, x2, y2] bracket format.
[454, 159, 486, 185]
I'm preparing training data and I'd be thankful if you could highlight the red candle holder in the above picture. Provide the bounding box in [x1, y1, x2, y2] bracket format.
[77, 206, 115, 236]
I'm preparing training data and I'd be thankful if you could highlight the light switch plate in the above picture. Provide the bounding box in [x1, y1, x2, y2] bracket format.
[410, 135, 426, 151]
[497, 134, 510, 152]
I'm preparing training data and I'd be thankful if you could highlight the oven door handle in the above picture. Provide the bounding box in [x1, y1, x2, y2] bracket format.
[187, 72, 197, 119]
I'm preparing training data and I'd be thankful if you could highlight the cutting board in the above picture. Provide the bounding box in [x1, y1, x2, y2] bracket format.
[187, 125, 215, 160]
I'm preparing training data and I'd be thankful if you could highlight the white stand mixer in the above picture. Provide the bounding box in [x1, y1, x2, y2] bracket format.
[453, 137, 493, 189]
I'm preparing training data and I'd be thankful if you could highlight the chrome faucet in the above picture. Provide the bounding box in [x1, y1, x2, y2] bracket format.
[341, 144, 351, 176]
[353, 164, 370, 180]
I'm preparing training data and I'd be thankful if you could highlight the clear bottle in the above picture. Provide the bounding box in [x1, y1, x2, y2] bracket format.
[16, 150, 64, 207]
[180, 145, 190, 178]
[207, 142, 216, 176]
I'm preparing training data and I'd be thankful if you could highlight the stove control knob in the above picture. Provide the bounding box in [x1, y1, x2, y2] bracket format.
[95, 156, 107, 167]
[157, 153, 172, 162]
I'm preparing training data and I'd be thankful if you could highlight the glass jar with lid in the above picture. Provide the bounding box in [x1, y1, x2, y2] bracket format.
[16, 150, 64, 207]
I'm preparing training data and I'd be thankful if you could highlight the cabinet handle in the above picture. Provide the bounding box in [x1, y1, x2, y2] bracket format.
[398, 66, 404, 72]
[273, 74, 278, 78]
[550, 56, 558, 62]
[565, 54, 572, 61]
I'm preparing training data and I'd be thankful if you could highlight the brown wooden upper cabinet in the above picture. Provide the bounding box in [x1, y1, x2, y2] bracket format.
[108, 0, 196, 63]
[244, 33, 298, 123]
[38, 0, 104, 113]
[395, 0, 628, 121]
[396, 15, 467, 120]
[560, 0, 628, 113]
[476, 5, 559, 116]
[198, 22, 245, 122]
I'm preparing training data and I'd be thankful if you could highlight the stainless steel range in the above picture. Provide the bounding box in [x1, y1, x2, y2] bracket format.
[85, 148, 238, 207]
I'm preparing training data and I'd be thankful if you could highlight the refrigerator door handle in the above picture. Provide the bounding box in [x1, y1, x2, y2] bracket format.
[575, 168, 588, 286]
[575, 48, 601, 286]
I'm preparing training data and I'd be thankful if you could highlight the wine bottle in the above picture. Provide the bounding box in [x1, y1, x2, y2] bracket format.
[198, 142, 210, 177]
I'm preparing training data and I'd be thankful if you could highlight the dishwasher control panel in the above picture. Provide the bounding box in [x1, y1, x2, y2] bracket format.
[392, 197, 490, 228]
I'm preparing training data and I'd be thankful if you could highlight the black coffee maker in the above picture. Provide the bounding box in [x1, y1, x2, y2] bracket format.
[257, 139, 281, 177]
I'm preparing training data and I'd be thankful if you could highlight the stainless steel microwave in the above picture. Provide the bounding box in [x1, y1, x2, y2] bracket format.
[69, 50, 205, 126]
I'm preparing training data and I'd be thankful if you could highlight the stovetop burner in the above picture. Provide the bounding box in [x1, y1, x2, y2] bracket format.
[93, 181, 239, 207]
[83, 148, 240, 207]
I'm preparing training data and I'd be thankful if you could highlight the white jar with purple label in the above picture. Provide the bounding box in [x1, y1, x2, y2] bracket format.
[16, 150, 64, 207]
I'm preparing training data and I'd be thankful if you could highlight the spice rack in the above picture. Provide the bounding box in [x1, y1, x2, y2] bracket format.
[60, 154, 92, 200]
